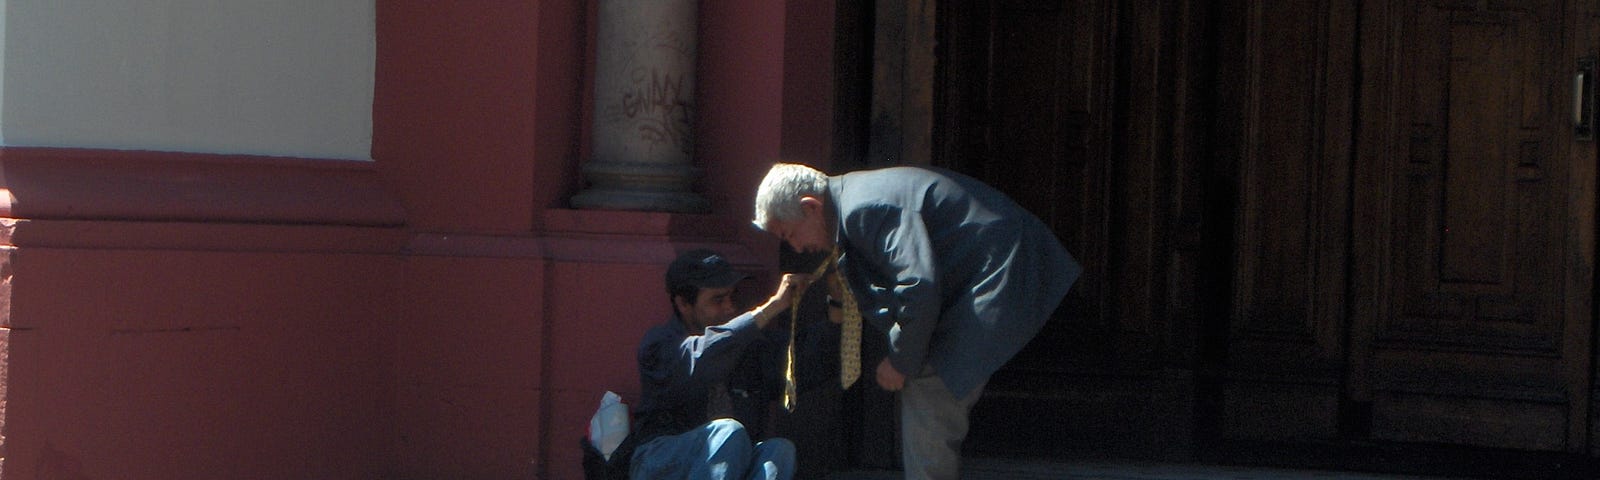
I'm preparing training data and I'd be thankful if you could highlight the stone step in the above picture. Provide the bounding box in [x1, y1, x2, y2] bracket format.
[823, 457, 1472, 480]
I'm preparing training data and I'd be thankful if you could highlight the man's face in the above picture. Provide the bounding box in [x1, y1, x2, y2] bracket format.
[676, 285, 738, 330]
[766, 196, 834, 254]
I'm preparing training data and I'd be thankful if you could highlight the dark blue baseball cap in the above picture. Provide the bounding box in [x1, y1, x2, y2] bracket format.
[666, 249, 746, 291]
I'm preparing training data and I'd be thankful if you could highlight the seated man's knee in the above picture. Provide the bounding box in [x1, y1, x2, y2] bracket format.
[756, 437, 795, 461]
[759, 438, 796, 465]
[751, 438, 796, 480]
[705, 418, 753, 456]
[706, 418, 750, 441]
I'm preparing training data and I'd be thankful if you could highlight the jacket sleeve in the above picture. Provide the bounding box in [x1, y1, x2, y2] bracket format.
[846, 205, 940, 377]
[690, 312, 764, 380]
[637, 312, 763, 409]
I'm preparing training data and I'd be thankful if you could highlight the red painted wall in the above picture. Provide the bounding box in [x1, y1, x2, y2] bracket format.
[780, 0, 840, 172]
[0, 207, 406, 479]
[0, 146, 410, 480]
[699, 0, 786, 221]
[7, 248, 399, 480]
[392, 251, 546, 479]
[374, 1, 547, 233]
[0, 0, 840, 479]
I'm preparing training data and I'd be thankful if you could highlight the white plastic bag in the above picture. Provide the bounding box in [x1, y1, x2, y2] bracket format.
[587, 391, 630, 460]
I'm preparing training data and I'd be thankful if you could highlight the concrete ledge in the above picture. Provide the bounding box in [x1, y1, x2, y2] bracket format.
[0, 147, 406, 226]
[0, 219, 408, 254]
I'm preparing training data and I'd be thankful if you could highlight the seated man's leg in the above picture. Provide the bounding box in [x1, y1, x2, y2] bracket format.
[632, 418, 755, 480]
[697, 418, 755, 480]
[629, 434, 690, 479]
[745, 437, 796, 480]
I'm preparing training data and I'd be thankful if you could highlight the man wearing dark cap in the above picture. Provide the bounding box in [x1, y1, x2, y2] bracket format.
[629, 249, 807, 480]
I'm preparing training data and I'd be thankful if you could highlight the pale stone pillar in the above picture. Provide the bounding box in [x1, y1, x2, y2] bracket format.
[572, 0, 708, 213]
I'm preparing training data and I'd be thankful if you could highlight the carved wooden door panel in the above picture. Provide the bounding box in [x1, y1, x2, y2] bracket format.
[931, 0, 1210, 458]
[1350, 0, 1597, 452]
[931, 0, 1123, 456]
[938, 0, 1116, 376]
[1219, 0, 1359, 444]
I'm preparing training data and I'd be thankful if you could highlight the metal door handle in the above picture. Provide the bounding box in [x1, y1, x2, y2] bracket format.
[1578, 57, 1595, 141]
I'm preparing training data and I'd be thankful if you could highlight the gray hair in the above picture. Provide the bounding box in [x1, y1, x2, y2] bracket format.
[752, 163, 828, 230]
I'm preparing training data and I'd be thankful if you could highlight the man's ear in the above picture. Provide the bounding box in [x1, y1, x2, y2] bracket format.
[798, 196, 823, 215]
[671, 294, 693, 315]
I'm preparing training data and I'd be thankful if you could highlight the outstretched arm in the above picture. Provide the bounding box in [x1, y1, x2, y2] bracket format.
[682, 273, 811, 381]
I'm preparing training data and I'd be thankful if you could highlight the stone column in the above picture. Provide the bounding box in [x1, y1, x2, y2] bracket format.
[572, 0, 708, 213]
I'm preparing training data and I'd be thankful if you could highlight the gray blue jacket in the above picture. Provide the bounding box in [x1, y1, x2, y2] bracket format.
[829, 166, 1081, 398]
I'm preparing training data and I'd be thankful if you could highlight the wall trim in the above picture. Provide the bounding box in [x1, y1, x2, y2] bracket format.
[0, 219, 408, 254]
[0, 147, 406, 226]
[403, 209, 761, 267]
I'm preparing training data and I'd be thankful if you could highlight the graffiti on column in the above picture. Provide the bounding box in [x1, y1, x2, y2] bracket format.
[598, 20, 695, 160]
[621, 67, 691, 156]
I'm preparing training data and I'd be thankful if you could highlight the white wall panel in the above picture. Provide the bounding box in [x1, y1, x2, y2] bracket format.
[2, 0, 374, 160]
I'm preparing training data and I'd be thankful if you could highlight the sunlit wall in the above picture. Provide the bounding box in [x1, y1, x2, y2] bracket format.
[0, 0, 374, 160]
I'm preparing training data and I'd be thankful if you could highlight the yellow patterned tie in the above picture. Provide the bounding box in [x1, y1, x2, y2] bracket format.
[831, 247, 863, 389]
[783, 252, 836, 411]
[782, 247, 864, 411]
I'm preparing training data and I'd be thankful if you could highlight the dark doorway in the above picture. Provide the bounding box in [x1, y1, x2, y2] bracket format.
[925, 0, 1219, 461]
[844, 0, 1600, 477]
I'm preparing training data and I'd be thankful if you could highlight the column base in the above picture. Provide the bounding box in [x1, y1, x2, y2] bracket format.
[570, 188, 710, 214]
[571, 160, 710, 214]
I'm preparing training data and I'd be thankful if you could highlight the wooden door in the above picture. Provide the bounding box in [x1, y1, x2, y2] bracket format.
[936, 0, 1117, 374]
[860, 0, 1600, 465]
[928, 0, 1215, 458]
[1349, 0, 1597, 452]
[1216, 0, 1360, 445]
